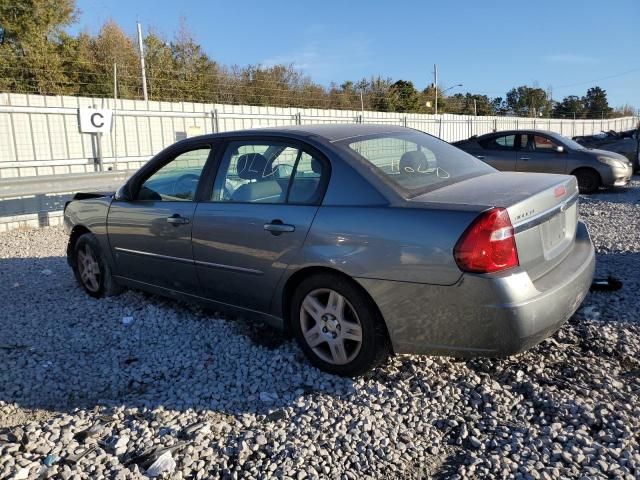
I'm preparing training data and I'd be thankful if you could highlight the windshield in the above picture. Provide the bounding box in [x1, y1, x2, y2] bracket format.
[549, 132, 585, 150]
[340, 131, 494, 196]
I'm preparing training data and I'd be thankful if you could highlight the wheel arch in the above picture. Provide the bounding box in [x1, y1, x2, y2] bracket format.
[66, 224, 92, 265]
[280, 266, 393, 353]
[570, 166, 602, 183]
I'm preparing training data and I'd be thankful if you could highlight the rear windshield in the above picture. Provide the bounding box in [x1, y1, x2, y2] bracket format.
[340, 131, 494, 196]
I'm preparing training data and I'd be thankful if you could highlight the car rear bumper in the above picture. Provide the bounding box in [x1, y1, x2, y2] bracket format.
[356, 221, 595, 356]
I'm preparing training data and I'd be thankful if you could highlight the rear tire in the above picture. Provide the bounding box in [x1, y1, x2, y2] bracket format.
[291, 273, 389, 377]
[72, 233, 123, 298]
[574, 168, 600, 194]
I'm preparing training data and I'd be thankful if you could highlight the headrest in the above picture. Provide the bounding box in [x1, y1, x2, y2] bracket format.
[399, 150, 429, 175]
[311, 158, 323, 174]
[236, 153, 268, 180]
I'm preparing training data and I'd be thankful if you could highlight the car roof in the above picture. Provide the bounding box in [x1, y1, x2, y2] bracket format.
[477, 129, 561, 139]
[216, 123, 409, 143]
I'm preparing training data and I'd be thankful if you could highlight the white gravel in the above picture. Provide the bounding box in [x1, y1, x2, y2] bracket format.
[1, 178, 639, 479]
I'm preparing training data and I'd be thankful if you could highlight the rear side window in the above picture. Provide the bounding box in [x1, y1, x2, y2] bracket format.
[342, 131, 493, 195]
[479, 134, 515, 150]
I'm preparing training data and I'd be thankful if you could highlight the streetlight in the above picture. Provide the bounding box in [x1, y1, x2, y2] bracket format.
[433, 83, 463, 115]
[442, 83, 463, 94]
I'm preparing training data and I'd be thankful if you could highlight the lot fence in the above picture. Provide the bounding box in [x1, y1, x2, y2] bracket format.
[1, 92, 638, 180]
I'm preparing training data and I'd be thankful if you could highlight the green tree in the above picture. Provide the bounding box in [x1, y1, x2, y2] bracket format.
[582, 86, 612, 118]
[0, 0, 78, 94]
[388, 80, 420, 112]
[505, 85, 551, 116]
[552, 95, 585, 118]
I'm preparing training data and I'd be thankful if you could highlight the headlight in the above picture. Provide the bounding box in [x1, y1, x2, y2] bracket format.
[597, 156, 626, 169]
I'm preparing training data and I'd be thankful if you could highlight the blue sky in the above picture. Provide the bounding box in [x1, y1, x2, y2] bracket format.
[71, 0, 640, 108]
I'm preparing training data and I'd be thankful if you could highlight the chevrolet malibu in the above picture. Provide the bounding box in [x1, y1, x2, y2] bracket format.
[64, 124, 595, 376]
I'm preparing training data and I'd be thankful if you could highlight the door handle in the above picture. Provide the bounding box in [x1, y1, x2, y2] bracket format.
[520, 157, 531, 161]
[166, 214, 190, 225]
[264, 219, 295, 235]
[476, 155, 485, 159]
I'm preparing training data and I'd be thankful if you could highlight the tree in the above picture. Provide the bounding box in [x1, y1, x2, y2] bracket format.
[0, 0, 78, 94]
[552, 95, 585, 118]
[582, 86, 612, 118]
[505, 85, 551, 117]
[388, 80, 420, 112]
[447, 93, 495, 115]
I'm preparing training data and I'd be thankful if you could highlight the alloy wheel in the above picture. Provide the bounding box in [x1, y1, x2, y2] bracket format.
[299, 288, 363, 365]
[77, 244, 101, 292]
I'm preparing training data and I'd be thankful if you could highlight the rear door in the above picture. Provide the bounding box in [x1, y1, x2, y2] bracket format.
[191, 138, 329, 313]
[107, 144, 213, 292]
[516, 133, 567, 173]
[476, 133, 517, 170]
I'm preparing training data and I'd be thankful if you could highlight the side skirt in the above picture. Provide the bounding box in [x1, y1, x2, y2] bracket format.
[113, 276, 285, 330]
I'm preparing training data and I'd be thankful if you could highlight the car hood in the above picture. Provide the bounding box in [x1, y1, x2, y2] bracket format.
[583, 148, 630, 162]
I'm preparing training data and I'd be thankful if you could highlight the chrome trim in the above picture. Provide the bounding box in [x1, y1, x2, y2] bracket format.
[194, 259, 263, 276]
[513, 192, 578, 234]
[114, 247, 193, 264]
[114, 247, 263, 275]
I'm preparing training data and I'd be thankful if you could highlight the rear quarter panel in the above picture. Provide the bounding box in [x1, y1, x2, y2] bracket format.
[287, 205, 479, 285]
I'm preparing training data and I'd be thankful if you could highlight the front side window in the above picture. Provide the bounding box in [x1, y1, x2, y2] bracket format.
[211, 141, 327, 204]
[342, 131, 493, 195]
[138, 147, 211, 201]
[521, 134, 561, 152]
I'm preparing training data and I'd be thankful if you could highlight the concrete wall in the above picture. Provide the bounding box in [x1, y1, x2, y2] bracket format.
[1, 92, 638, 179]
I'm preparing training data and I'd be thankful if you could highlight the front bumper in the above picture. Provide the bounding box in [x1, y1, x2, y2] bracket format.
[357, 221, 595, 356]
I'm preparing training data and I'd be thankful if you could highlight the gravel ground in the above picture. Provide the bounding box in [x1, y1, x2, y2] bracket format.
[1, 179, 639, 480]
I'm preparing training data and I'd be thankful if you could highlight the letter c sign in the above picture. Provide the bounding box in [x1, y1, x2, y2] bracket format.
[79, 107, 113, 133]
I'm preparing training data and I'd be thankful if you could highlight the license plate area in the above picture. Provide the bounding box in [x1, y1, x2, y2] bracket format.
[541, 211, 567, 255]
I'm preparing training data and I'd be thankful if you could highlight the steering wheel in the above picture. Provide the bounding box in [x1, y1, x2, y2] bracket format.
[172, 174, 200, 200]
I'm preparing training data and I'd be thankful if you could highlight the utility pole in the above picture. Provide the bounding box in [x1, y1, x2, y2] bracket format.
[360, 89, 364, 115]
[137, 22, 148, 101]
[433, 64, 438, 115]
[113, 63, 118, 170]
[473, 99, 477, 116]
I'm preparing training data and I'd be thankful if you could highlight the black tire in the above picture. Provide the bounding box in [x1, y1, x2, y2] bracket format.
[574, 168, 600, 194]
[290, 273, 389, 377]
[72, 233, 123, 298]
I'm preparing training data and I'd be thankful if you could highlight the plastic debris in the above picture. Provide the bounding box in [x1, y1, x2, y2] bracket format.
[41, 269, 52, 276]
[581, 305, 601, 320]
[43, 454, 60, 467]
[590, 275, 623, 292]
[145, 451, 176, 478]
[122, 316, 134, 325]
[63, 445, 96, 465]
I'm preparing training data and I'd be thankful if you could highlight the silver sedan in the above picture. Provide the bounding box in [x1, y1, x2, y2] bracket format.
[64, 125, 595, 376]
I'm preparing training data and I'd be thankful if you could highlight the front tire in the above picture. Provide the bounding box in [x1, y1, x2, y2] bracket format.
[72, 233, 123, 298]
[574, 168, 600, 194]
[291, 273, 389, 376]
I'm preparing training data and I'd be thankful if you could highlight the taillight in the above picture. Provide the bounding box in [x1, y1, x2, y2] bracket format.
[454, 208, 519, 273]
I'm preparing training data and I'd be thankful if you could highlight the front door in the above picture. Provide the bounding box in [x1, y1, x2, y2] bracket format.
[191, 139, 329, 313]
[108, 145, 212, 292]
[516, 133, 567, 173]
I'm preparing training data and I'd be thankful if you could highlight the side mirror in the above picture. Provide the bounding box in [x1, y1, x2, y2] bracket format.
[114, 184, 132, 201]
[555, 145, 564, 153]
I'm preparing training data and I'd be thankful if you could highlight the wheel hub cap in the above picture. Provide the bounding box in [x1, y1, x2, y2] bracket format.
[300, 288, 363, 365]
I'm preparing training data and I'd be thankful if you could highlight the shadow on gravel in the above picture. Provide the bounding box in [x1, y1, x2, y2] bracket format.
[0, 255, 357, 417]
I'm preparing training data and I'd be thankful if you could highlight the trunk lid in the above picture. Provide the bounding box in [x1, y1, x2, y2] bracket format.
[409, 172, 579, 280]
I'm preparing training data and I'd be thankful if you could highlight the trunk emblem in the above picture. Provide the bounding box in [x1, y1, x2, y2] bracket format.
[554, 185, 566, 198]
